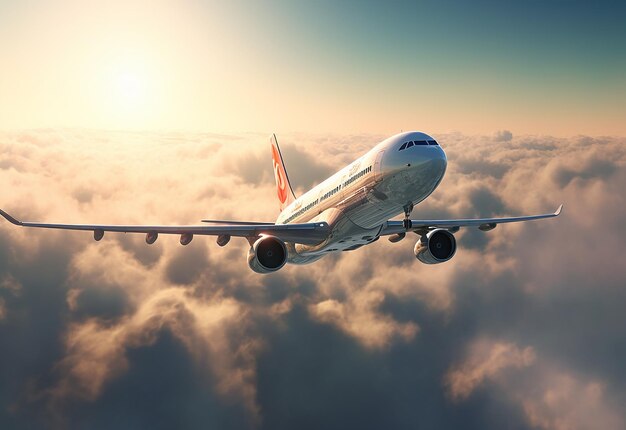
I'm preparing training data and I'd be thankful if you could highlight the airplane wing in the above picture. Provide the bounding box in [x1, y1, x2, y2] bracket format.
[0, 209, 329, 245]
[380, 205, 563, 236]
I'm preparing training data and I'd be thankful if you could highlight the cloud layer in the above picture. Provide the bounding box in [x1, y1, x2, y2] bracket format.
[0, 129, 625, 429]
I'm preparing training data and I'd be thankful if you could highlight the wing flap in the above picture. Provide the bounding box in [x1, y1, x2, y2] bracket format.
[201, 219, 274, 225]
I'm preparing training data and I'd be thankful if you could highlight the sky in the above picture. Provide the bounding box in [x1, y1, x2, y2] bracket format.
[0, 0, 625, 136]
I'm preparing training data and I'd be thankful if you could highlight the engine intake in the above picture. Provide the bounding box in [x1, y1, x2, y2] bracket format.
[247, 236, 288, 273]
[414, 229, 456, 264]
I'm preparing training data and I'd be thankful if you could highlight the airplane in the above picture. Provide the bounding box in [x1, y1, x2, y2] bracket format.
[0, 131, 562, 274]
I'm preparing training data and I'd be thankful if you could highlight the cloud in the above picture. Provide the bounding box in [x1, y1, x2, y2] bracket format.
[548, 153, 618, 188]
[518, 371, 623, 430]
[310, 293, 419, 349]
[494, 130, 513, 142]
[51, 288, 253, 400]
[230, 137, 335, 192]
[456, 158, 510, 179]
[445, 339, 536, 401]
[165, 242, 210, 285]
[0, 129, 625, 429]
[445, 338, 624, 430]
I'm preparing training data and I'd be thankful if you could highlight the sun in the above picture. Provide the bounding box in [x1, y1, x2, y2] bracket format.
[96, 53, 164, 128]
[108, 60, 150, 112]
[113, 69, 145, 107]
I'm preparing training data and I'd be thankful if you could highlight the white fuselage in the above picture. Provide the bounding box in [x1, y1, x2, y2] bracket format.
[276, 131, 447, 264]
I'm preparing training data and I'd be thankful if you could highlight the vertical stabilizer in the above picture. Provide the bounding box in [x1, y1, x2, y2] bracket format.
[270, 134, 297, 212]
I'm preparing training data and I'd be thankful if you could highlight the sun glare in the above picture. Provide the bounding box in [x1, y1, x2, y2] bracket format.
[108, 59, 151, 112]
[97, 53, 164, 128]
[114, 70, 144, 106]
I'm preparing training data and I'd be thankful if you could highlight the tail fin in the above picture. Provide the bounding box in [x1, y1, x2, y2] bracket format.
[270, 134, 296, 211]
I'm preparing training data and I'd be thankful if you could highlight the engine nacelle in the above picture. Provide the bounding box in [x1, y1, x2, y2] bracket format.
[146, 231, 158, 244]
[414, 229, 457, 264]
[247, 236, 288, 274]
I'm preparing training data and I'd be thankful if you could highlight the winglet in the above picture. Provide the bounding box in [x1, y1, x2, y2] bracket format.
[270, 134, 297, 212]
[0, 209, 23, 226]
[554, 204, 563, 216]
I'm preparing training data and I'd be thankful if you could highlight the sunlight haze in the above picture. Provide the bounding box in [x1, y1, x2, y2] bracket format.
[0, 0, 624, 135]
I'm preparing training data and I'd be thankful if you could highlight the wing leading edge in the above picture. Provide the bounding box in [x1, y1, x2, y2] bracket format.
[0, 209, 329, 245]
[380, 205, 563, 236]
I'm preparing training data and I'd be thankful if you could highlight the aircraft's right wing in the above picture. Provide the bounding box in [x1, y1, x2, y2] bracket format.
[0, 209, 329, 245]
[380, 205, 563, 236]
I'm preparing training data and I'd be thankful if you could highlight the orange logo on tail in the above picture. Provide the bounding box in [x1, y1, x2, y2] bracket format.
[271, 144, 288, 204]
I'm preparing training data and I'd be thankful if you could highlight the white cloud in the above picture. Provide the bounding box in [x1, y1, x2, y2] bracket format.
[1, 129, 625, 427]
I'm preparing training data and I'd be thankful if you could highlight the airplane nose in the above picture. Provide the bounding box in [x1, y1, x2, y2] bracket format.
[380, 142, 447, 179]
[433, 146, 447, 170]
[387, 145, 447, 200]
[426, 147, 447, 178]
[412, 145, 446, 169]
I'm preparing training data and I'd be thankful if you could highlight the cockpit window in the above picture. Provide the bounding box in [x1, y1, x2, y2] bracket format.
[399, 139, 436, 151]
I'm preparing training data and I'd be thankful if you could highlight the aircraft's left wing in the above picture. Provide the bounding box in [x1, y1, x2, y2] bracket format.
[381, 205, 563, 236]
[0, 209, 329, 245]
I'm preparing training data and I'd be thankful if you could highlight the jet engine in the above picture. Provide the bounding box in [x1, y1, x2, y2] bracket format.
[414, 229, 456, 264]
[247, 236, 288, 274]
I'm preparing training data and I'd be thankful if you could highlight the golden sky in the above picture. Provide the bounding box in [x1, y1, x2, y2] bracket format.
[1, 0, 625, 136]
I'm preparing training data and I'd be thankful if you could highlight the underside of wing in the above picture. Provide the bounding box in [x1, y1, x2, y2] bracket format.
[381, 205, 563, 236]
[0, 209, 329, 245]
